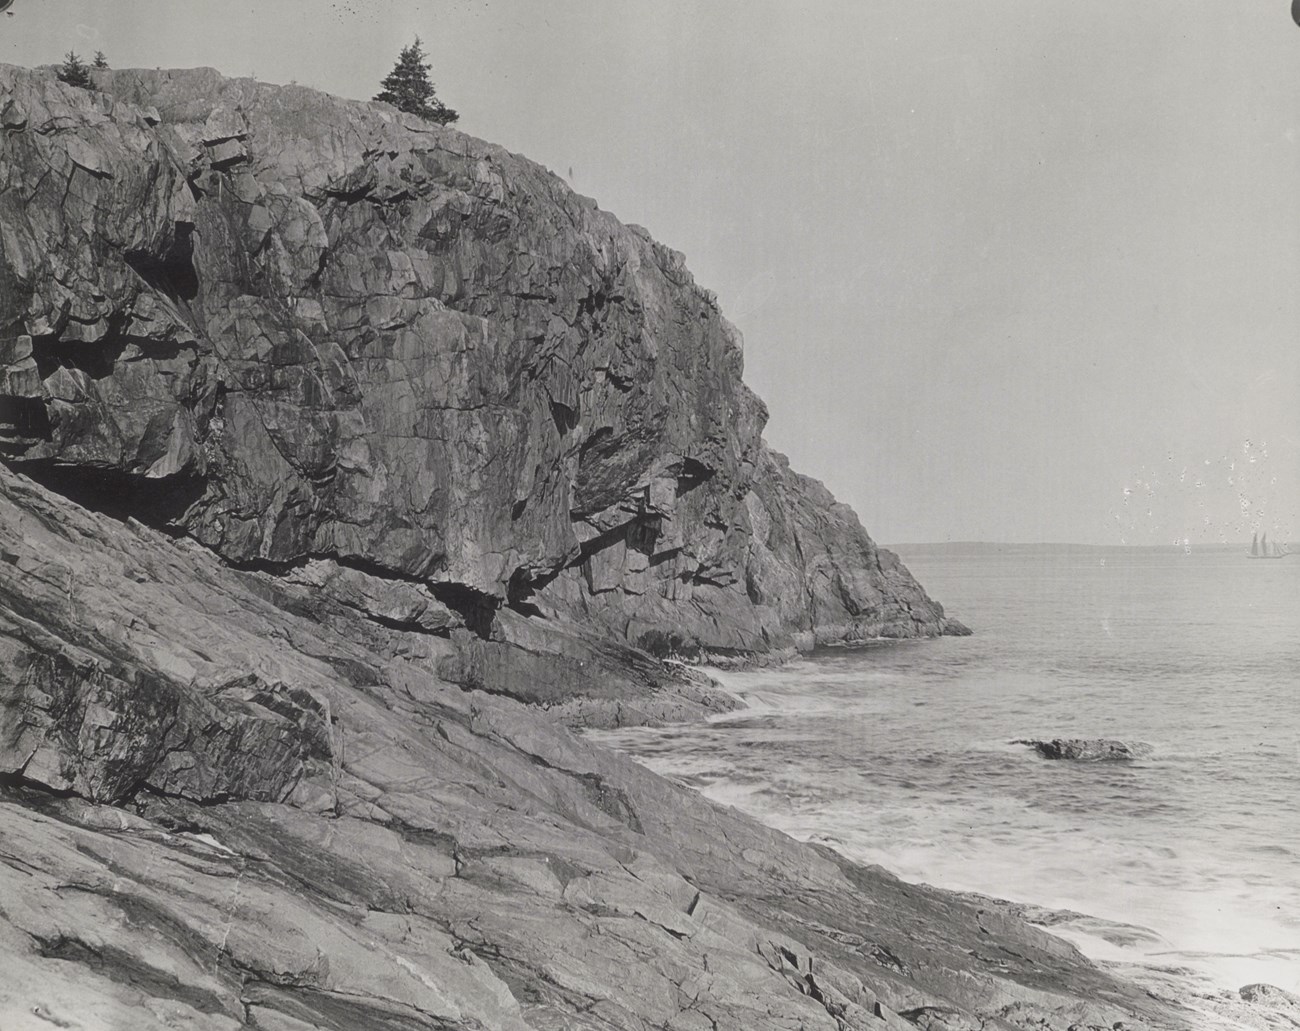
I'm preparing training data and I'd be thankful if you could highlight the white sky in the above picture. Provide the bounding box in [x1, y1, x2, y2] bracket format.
[3, 1, 1297, 544]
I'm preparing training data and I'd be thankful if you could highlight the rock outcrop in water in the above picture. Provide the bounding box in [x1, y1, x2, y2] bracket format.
[1238, 984, 1300, 1008]
[1014, 738, 1154, 762]
[0, 64, 1219, 1030]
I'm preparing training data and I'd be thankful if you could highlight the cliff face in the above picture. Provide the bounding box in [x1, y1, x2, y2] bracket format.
[0, 64, 960, 689]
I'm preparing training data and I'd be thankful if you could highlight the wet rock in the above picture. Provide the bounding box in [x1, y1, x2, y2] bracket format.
[1014, 738, 1154, 761]
[950, 891, 1167, 951]
[1239, 983, 1300, 1008]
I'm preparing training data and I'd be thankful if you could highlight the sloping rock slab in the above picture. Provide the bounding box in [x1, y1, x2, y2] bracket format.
[0, 464, 1203, 1030]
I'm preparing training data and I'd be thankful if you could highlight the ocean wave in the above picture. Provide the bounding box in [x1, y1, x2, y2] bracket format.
[596, 547, 1300, 994]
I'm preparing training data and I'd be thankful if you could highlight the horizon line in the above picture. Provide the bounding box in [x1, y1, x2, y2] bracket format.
[884, 539, 1289, 549]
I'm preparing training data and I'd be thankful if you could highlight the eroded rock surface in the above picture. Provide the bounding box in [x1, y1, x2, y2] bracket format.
[0, 465, 1203, 1030]
[0, 63, 961, 695]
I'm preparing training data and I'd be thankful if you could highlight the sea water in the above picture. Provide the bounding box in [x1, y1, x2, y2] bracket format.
[590, 544, 1300, 993]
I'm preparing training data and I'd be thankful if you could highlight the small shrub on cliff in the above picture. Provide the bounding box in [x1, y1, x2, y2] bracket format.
[93, 50, 109, 69]
[375, 38, 458, 125]
[57, 51, 93, 88]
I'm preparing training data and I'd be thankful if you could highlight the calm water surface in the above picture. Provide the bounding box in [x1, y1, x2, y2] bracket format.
[591, 544, 1300, 991]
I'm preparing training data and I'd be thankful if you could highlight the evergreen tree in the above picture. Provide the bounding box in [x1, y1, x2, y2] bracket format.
[375, 38, 458, 125]
[93, 50, 109, 69]
[57, 51, 94, 89]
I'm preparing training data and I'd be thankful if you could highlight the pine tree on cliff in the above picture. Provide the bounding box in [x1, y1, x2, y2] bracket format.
[375, 38, 458, 125]
[56, 51, 94, 89]
[93, 51, 109, 70]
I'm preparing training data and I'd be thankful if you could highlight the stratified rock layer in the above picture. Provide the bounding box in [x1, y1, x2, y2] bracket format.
[0, 64, 961, 684]
[0, 464, 1197, 1030]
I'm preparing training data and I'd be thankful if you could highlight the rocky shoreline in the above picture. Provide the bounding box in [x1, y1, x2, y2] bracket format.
[0, 63, 1264, 1029]
[948, 891, 1300, 1031]
[0, 463, 1199, 1030]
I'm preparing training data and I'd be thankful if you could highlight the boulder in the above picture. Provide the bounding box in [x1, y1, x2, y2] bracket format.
[1239, 983, 1300, 1009]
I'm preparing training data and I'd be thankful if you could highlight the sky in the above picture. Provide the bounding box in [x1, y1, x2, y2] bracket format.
[3, 1, 1297, 545]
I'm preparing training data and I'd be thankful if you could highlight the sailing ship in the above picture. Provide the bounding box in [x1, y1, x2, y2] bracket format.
[1248, 532, 1290, 559]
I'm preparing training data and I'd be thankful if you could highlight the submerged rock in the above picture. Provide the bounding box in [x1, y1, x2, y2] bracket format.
[1014, 738, 1154, 761]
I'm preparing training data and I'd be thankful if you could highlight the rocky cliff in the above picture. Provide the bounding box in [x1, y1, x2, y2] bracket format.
[0, 64, 962, 712]
[0, 64, 1227, 1031]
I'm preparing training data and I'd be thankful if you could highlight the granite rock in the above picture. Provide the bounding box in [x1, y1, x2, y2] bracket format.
[0, 63, 960, 701]
[0, 463, 1205, 1030]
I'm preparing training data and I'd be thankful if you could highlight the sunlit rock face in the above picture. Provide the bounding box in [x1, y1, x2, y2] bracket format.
[0, 62, 960, 691]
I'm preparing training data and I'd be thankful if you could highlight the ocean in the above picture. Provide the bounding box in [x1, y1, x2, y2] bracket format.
[590, 543, 1300, 994]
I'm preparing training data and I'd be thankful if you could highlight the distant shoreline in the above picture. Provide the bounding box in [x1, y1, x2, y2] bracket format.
[888, 540, 1284, 553]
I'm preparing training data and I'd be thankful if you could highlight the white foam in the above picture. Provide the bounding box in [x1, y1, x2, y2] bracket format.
[600, 548, 1300, 996]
